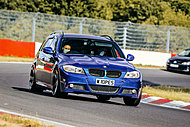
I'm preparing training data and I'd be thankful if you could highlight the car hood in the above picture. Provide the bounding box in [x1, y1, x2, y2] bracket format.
[170, 55, 190, 61]
[58, 54, 135, 71]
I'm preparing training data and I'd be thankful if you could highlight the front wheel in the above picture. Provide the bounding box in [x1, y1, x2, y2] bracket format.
[123, 92, 142, 106]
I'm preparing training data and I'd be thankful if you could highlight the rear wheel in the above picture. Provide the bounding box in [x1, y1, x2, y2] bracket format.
[96, 95, 111, 102]
[29, 66, 43, 92]
[123, 92, 142, 106]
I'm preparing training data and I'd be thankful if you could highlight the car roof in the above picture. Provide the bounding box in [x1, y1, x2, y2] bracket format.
[63, 33, 111, 42]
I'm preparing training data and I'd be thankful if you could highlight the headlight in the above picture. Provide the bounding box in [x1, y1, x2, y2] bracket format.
[63, 65, 85, 74]
[182, 62, 190, 65]
[124, 71, 140, 78]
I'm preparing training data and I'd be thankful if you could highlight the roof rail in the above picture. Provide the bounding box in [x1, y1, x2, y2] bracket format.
[100, 35, 114, 42]
[49, 30, 64, 36]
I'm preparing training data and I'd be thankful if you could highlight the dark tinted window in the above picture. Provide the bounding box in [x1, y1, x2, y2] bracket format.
[178, 49, 190, 57]
[59, 38, 124, 58]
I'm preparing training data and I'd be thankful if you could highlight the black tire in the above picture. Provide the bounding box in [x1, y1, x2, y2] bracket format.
[123, 92, 142, 106]
[52, 70, 68, 97]
[96, 95, 111, 102]
[29, 66, 43, 92]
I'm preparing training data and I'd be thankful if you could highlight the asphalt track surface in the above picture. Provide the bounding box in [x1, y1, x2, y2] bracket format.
[0, 63, 189, 127]
[140, 68, 190, 87]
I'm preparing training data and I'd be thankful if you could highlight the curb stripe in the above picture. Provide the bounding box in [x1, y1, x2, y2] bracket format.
[141, 94, 190, 112]
[141, 96, 163, 103]
[160, 101, 190, 108]
[141, 95, 151, 99]
[150, 99, 173, 105]
[181, 105, 190, 111]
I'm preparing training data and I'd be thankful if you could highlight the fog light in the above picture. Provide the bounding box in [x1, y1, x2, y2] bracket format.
[131, 89, 137, 94]
[122, 89, 137, 94]
[69, 84, 74, 88]
[69, 84, 85, 90]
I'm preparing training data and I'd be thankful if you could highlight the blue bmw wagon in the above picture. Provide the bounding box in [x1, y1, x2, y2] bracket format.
[29, 31, 142, 106]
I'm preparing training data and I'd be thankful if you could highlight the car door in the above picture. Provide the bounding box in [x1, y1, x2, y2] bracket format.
[43, 36, 58, 85]
[36, 36, 57, 85]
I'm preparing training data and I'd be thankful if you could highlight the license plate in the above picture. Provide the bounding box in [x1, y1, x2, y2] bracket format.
[96, 79, 115, 86]
[170, 64, 179, 68]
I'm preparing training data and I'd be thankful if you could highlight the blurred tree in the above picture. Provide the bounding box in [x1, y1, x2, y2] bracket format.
[0, 0, 189, 27]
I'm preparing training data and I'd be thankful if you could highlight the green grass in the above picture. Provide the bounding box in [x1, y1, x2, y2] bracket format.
[143, 86, 190, 102]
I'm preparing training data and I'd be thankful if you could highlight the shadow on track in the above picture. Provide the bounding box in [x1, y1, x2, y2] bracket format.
[12, 87, 125, 106]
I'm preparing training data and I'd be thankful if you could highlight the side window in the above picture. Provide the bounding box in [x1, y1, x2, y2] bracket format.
[41, 36, 58, 51]
[49, 36, 58, 51]
[43, 38, 54, 48]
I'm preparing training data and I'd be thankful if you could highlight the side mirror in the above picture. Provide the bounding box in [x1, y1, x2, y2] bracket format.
[43, 47, 54, 54]
[126, 54, 134, 61]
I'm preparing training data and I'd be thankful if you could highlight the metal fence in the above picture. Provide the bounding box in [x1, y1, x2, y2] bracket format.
[0, 9, 190, 53]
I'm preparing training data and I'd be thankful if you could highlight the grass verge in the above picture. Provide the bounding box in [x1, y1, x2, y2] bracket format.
[134, 64, 165, 69]
[0, 113, 55, 127]
[143, 85, 190, 102]
[0, 56, 34, 62]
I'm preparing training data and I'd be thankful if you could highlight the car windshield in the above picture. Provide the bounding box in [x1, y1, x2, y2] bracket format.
[178, 49, 190, 57]
[59, 38, 124, 58]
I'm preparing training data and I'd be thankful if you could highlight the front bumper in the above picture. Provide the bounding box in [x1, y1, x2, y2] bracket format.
[59, 69, 142, 98]
[166, 64, 190, 73]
